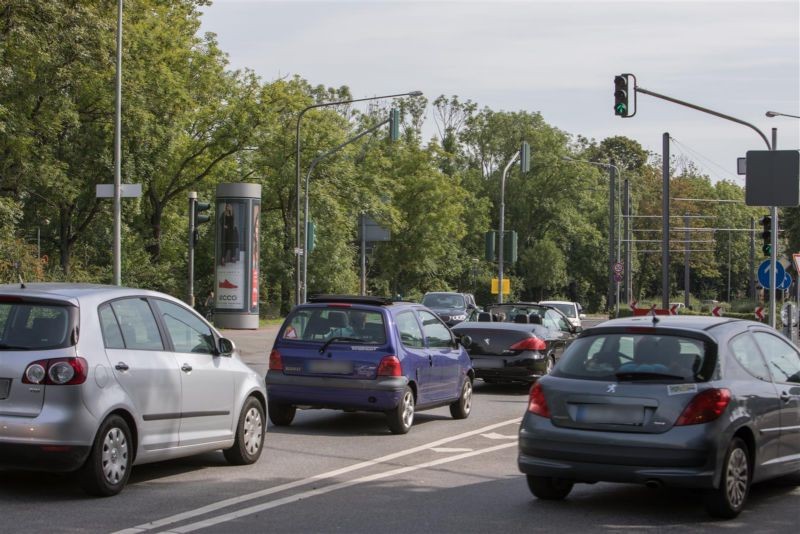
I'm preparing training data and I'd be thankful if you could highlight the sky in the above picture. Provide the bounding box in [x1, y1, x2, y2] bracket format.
[198, 0, 800, 186]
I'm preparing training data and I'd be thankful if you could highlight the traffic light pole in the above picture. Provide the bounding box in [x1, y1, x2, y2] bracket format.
[187, 192, 197, 306]
[770, 128, 778, 328]
[498, 151, 520, 304]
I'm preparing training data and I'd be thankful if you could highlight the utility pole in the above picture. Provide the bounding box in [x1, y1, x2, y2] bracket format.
[662, 133, 670, 310]
[609, 163, 616, 314]
[623, 179, 631, 306]
[770, 128, 778, 328]
[750, 217, 755, 301]
[684, 214, 690, 308]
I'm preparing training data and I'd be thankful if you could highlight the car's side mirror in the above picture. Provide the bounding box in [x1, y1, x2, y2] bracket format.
[458, 335, 472, 349]
[573, 325, 583, 334]
[579, 313, 586, 320]
[217, 337, 235, 357]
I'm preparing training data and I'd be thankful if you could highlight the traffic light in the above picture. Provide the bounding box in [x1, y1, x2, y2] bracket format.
[485, 231, 496, 261]
[503, 231, 518, 264]
[520, 142, 531, 173]
[195, 201, 211, 226]
[389, 108, 400, 141]
[760, 215, 772, 256]
[614, 75, 630, 117]
[306, 221, 316, 253]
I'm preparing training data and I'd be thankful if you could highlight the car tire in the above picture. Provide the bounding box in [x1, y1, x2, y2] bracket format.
[78, 414, 133, 497]
[268, 401, 296, 426]
[224, 396, 265, 465]
[449, 378, 473, 419]
[526, 475, 574, 500]
[704, 437, 750, 519]
[387, 386, 415, 434]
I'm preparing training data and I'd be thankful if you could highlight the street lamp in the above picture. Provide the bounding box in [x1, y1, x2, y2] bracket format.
[294, 90, 423, 305]
[766, 111, 800, 119]
[563, 156, 622, 315]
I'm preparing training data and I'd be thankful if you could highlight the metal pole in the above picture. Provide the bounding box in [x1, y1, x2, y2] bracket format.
[113, 0, 123, 286]
[360, 214, 367, 296]
[498, 152, 519, 304]
[727, 230, 732, 303]
[623, 179, 631, 306]
[770, 127, 778, 328]
[750, 217, 755, 301]
[662, 133, 670, 310]
[609, 164, 616, 315]
[37, 227, 40, 261]
[684, 214, 690, 308]
[187, 192, 196, 306]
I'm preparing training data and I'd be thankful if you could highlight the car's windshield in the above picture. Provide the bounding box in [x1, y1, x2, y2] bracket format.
[543, 302, 576, 318]
[470, 304, 547, 323]
[280, 307, 386, 344]
[0, 302, 76, 351]
[553, 332, 711, 382]
[422, 294, 465, 309]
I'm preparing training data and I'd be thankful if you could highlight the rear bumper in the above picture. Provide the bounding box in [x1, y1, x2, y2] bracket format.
[472, 353, 547, 382]
[265, 372, 408, 411]
[0, 443, 90, 472]
[517, 413, 720, 489]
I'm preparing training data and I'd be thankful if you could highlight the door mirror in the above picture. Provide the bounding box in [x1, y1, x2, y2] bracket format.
[217, 337, 235, 356]
[458, 335, 472, 349]
[579, 313, 586, 320]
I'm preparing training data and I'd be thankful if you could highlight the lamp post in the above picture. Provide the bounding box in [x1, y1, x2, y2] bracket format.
[113, 0, 123, 285]
[766, 111, 800, 119]
[563, 157, 622, 315]
[294, 90, 422, 305]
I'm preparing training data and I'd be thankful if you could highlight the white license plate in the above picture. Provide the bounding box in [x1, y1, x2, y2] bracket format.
[474, 358, 505, 369]
[0, 378, 10, 400]
[575, 404, 644, 425]
[307, 360, 353, 374]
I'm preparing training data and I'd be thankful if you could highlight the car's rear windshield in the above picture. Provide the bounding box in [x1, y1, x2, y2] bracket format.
[422, 294, 465, 309]
[280, 307, 386, 344]
[553, 332, 712, 382]
[543, 302, 576, 318]
[0, 301, 76, 350]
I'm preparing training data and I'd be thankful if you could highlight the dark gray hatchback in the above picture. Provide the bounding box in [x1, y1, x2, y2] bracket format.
[518, 316, 800, 519]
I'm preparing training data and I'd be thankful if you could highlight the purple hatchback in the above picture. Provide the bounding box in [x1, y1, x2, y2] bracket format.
[266, 295, 474, 434]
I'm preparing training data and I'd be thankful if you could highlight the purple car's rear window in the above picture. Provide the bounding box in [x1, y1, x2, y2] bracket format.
[281, 307, 386, 345]
[554, 333, 710, 382]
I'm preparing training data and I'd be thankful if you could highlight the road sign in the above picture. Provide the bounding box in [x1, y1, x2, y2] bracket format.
[794, 253, 800, 274]
[779, 272, 792, 291]
[755, 306, 765, 321]
[745, 150, 800, 207]
[613, 272, 623, 282]
[491, 278, 510, 295]
[711, 306, 723, 317]
[757, 259, 785, 289]
[613, 262, 624, 274]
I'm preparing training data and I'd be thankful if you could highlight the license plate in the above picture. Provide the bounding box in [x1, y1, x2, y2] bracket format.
[574, 404, 644, 425]
[306, 360, 353, 374]
[0, 378, 10, 400]
[474, 358, 505, 369]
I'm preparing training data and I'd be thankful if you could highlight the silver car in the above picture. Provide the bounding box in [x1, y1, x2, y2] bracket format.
[0, 283, 266, 496]
[518, 315, 800, 519]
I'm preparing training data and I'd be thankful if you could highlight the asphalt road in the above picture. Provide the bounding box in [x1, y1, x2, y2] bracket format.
[1, 320, 798, 533]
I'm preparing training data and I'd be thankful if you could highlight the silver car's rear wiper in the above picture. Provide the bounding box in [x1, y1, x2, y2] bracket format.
[615, 371, 685, 381]
[318, 337, 366, 354]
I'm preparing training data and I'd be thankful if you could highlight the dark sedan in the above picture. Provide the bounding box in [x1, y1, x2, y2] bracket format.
[451, 303, 578, 384]
[518, 315, 800, 519]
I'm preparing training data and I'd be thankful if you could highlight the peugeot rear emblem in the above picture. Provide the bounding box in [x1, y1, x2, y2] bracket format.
[607, 384, 617, 393]
[484, 338, 490, 345]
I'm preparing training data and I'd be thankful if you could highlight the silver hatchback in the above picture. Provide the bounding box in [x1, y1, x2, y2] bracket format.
[0, 283, 266, 496]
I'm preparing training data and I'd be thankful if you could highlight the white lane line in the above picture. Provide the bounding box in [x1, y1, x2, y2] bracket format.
[113, 417, 521, 534]
[160, 442, 517, 533]
[430, 447, 473, 453]
[481, 432, 517, 440]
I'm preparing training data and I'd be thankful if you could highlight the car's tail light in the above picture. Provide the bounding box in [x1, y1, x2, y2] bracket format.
[377, 355, 402, 377]
[22, 357, 87, 385]
[675, 388, 731, 426]
[510, 336, 547, 351]
[269, 349, 284, 371]
[527, 381, 551, 418]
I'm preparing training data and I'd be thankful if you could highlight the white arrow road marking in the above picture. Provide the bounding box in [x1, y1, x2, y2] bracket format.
[481, 432, 517, 440]
[159, 443, 517, 533]
[113, 417, 521, 534]
[431, 447, 473, 453]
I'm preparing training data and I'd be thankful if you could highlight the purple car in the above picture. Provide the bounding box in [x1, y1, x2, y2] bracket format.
[265, 295, 474, 434]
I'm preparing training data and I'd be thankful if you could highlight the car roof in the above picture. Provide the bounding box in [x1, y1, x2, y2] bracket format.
[0, 282, 164, 301]
[586, 315, 749, 337]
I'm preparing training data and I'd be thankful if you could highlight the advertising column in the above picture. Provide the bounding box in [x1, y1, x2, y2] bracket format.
[214, 183, 261, 329]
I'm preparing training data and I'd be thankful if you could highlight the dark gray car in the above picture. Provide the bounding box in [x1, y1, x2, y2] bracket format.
[518, 315, 800, 519]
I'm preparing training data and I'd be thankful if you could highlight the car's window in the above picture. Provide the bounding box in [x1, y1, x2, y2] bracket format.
[753, 331, 800, 384]
[396, 311, 424, 348]
[155, 300, 215, 355]
[109, 298, 164, 350]
[0, 301, 73, 350]
[422, 294, 465, 309]
[545, 309, 571, 332]
[543, 302, 576, 318]
[280, 307, 386, 344]
[729, 333, 770, 381]
[553, 333, 709, 382]
[418, 310, 452, 348]
[98, 304, 125, 349]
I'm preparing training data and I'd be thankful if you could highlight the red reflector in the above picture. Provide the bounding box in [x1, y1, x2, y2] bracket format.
[269, 349, 284, 371]
[377, 355, 402, 377]
[675, 388, 731, 426]
[510, 336, 547, 351]
[527, 382, 551, 418]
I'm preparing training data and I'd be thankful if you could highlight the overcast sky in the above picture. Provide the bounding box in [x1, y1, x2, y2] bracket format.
[199, 0, 799, 185]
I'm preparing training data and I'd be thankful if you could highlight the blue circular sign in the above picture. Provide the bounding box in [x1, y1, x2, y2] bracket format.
[779, 272, 792, 290]
[757, 259, 786, 289]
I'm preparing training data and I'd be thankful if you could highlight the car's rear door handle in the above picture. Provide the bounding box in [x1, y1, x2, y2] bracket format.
[181, 364, 193, 373]
[114, 362, 129, 371]
[780, 391, 792, 402]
